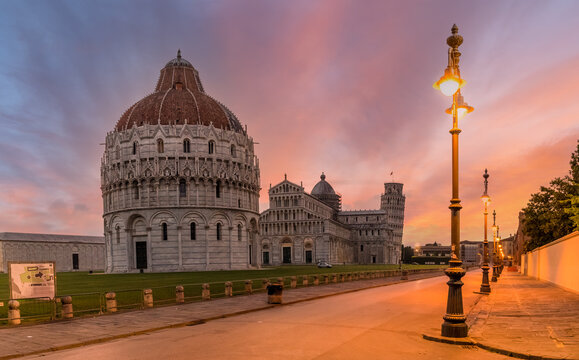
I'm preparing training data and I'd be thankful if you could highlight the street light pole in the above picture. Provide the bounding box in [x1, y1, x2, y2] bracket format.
[491, 211, 498, 282]
[480, 169, 491, 293]
[433, 24, 473, 338]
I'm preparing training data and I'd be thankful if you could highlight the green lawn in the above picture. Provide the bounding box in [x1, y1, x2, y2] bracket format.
[0, 264, 442, 299]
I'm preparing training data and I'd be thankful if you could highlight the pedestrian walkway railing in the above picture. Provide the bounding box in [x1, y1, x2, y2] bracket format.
[0, 267, 445, 326]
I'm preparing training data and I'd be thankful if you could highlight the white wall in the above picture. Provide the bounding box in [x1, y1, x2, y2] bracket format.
[521, 231, 579, 293]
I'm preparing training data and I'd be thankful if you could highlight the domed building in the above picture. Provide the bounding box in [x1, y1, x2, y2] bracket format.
[259, 174, 405, 265]
[101, 51, 261, 273]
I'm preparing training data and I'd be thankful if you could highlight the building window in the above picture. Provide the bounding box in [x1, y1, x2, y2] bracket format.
[208, 140, 215, 154]
[72, 254, 79, 270]
[361, 245, 364, 252]
[216, 223, 222, 240]
[116, 227, 120, 244]
[190, 222, 196, 240]
[157, 139, 164, 153]
[133, 181, 139, 199]
[216, 180, 221, 198]
[162, 223, 168, 241]
[179, 179, 187, 197]
[183, 139, 191, 153]
[132, 141, 138, 155]
[237, 224, 242, 241]
[238, 198, 241, 208]
[230, 144, 236, 157]
[115, 145, 120, 160]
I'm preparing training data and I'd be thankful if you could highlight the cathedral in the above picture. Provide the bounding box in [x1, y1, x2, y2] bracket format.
[259, 174, 405, 266]
[101, 51, 261, 272]
[100, 51, 405, 272]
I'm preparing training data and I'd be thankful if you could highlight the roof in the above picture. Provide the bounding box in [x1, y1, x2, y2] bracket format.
[115, 50, 244, 134]
[311, 173, 337, 196]
[0, 232, 104, 244]
[339, 210, 386, 215]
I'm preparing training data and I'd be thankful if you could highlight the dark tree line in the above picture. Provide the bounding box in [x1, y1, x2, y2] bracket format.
[522, 140, 579, 251]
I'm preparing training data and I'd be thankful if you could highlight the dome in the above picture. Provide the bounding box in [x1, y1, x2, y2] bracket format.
[311, 172, 336, 196]
[115, 50, 244, 133]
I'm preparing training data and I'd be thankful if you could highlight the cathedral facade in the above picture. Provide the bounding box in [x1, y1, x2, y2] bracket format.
[259, 174, 405, 266]
[101, 52, 261, 273]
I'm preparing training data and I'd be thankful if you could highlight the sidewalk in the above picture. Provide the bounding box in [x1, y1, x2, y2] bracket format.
[466, 271, 579, 360]
[0, 271, 441, 360]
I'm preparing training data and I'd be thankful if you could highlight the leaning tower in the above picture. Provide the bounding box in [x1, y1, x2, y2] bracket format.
[380, 183, 406, 263]
[100, 51, 261, 273]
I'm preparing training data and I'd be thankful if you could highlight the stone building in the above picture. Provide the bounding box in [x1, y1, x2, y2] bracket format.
[258, 174, 405, 265]
[0, 232, 104, 272]
[100, 51, 261, 273]
[460, 240, 483, 265]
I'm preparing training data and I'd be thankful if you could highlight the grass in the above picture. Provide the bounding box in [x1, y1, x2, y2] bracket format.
[0, 264, 442, 299]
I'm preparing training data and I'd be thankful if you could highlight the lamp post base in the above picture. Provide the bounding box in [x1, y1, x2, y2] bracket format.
[480, 264, 491, 293]
[441, 260, 468, 338]
[491, 265, 498, 282]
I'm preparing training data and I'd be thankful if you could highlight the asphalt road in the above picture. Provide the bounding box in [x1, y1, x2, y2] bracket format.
[23, 272, 510, 359]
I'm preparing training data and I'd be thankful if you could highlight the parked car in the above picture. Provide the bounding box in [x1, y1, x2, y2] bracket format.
[317, 261, 332, 268]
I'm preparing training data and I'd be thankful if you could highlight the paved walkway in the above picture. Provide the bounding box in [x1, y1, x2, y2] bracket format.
[466, 271, 579, 360]
[1, 270, 577, 360]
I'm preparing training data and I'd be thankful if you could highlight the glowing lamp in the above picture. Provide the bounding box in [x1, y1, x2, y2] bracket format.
[445, 94, 474, 120]
[433, 69, 465, 96]
[480, 194, 490, 204]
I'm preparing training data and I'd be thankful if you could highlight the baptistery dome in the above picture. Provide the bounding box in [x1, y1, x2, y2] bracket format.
[311, 173, 341, 211]
[101, 51, 261, 273]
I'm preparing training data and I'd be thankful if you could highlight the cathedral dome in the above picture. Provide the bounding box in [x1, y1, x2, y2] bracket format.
[311, 173, 336, 196]
[115, 50, 244, 133]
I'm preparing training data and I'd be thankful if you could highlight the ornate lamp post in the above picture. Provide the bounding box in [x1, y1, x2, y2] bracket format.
[491, 211, 498, 282]
[433, 24, 473, 338]
[479, 169, 491, 293]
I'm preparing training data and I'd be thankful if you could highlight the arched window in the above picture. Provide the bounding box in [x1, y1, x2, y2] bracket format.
[133, 181, 139, 199]
[132, 142, 138, 155]
[183, 139, 191, 153]
[237, 224, 242, 241]
[157, 139, 164, 153]
[116, 226, 120, 244]
[230, 144, 236, 157]
[215, 180, 221, 198]
[115, 145, 120, 160]
[208, 140, 215, 154]
[190, 222, 196, 240]
[179, 179, 187, 197]
[162, 223, 168, 241]
[216, 223, 222, 240]
[361, 244, 364, 252]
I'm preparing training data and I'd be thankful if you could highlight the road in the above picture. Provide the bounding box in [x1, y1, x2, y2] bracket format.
[24, 272, 509, 359]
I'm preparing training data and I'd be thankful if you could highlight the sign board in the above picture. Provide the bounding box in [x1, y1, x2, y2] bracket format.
[8, 262, 56, 299]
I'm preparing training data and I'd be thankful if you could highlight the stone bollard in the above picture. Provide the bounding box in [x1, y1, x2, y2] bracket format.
[302, 276, 309, 287]
[313, 275, 319, 286]
[323, 275, 329, 284]
[290, 276, 297, 289]
[8, 300, 21, 325]
[332, 274, 338, 283]
[176, 285, 185, 304]
[61, 296, 74, 319]
[106, 292, 117, 313]
[267, 283, 283, 304]
[202, 283, 211, 300]
[225, 282, 233, 297]
[340, 274, 345, 282]
[401, 270, 408, 280]
[245, 280, 253, 294]
[143, 289, 154, 308]
[262, 279, 270, 290]
[347, 273, 352, 282]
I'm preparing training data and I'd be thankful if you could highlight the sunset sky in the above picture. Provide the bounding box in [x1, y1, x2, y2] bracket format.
[1, 1, 578, 246]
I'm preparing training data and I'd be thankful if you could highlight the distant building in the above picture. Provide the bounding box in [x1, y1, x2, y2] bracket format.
[258, 174, 405, 265]
[413, 242, 451, 265]
[0, 232, 104, 272]
[460, 240, 483, 265]
[500, 235, 515, 265]
[513, 212, 530, 265]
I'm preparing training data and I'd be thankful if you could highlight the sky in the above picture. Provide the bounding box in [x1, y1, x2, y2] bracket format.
[0, 0, 578, 247]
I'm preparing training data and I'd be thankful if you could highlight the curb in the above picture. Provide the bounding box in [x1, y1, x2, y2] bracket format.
[422, 333, 570, 360]
[0, 272, 443, 360]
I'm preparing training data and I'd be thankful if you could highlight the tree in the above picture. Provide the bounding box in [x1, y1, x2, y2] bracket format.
[401, 245, 414, 263]
[522, 140, 579, 251]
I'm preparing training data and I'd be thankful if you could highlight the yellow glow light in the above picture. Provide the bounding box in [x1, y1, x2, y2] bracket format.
[433, 69, 465, 96]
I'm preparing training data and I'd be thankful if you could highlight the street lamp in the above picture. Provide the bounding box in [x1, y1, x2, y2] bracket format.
[433, 24, 473, 338]
[479, 169, 491, 294]
[491, 211, 498, 282]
